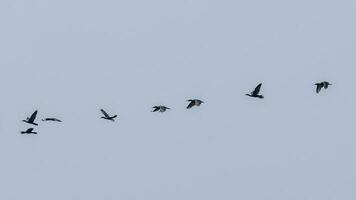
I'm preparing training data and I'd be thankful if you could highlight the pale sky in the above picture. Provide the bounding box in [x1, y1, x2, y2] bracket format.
[0, 0, 356, 199]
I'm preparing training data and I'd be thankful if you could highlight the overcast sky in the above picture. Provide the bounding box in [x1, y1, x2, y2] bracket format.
[0, 0, 355, 199]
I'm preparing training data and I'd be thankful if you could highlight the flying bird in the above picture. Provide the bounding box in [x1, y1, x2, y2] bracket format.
[42, 118, 62, 122]
[186, 99, 204, 109]
[246, 83, 264, 99]
[315, 81, 331, 93]
[100, 109, 118, 121]
[152, 106, 170, 112]
[21, 128, 37, 134]
[22, 110, 39, 126]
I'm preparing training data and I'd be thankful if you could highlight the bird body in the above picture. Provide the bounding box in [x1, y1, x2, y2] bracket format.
[22, 110, 39, 126]
[187, 99, 204, 109]
[246, 83, 264, 98]
[315, 81, 331, 93]
[152, 106, 170, 112]
[100, 109, 118, 121]
[21, 128, 37, 134]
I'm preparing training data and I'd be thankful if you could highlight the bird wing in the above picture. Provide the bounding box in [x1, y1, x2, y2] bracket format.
[27, 128, 34, 132]
[187, 101, 195, 109]
[152, 106, 160, 112]
[100, 109, 110, 118]
[253, 83, 262, 95]
[323, 82, 330, 89]
[50, 118, 62, 122]
[316, 84, 322, 93]
[28, 110, 38, 122]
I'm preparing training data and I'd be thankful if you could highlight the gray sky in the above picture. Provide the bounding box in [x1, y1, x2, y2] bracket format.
[0, 0, 355, 199]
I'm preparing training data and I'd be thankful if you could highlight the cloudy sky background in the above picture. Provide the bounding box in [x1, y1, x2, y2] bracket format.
[0, 0, 355, 199]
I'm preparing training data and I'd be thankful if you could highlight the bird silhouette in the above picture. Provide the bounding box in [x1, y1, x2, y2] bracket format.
[100, 109, 118, 121]
[42, 118, 62, 122]
[152, 106, 170, 112]
[22, 110, 39, 126]
[21, 128, 37, 134]
[315, 81, 331, 93]
[186, 99, 204, 109]
[246, 83, 264, 98]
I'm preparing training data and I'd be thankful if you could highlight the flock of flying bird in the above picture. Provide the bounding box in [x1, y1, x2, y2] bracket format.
[20, 81, 331, 134]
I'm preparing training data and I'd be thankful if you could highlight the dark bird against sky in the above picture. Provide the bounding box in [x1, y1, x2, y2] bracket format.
[22, 110, 39, 126]
[152, 106, 170, 112]
[100, 109, 118, 121]
[186, 99, 204, 109]
[21, 128, 37, 134]
[246, 83, 264, 99]
[315, 81, 331, 93]
[42, 118, 62, 122]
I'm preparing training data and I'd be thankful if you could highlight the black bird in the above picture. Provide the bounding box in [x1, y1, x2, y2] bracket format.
[186, 99, 204, 109]
[21, 128, 37, 134]
[42, 118, 62, 122]
[246, 83, 264, 99]
[22, 110, 39, 126]
[315, 81, 331, 93]
[152, 106, 170, 112]
[100, 109, 118, 121]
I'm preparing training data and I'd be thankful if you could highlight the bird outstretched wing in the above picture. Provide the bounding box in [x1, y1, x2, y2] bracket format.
[28, 111, 38, 123]
[45, 118, 62, 122]
[253, 83, 262, 95]
[316, 84, 322, 93]
[152, 106, 160, 112]
[100, 109, 110, 118]
[54, 118, 62, 122]
[323, 82, 330, 89]
[187, 100, 195, 109]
